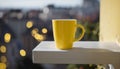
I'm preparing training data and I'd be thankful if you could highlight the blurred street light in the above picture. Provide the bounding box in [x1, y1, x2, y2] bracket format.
[0, 45, 6, 53]
[4, 33, 11, 43]
[26, 21, 33, 29]
[0, 63, 6, 69]
[31, 28, 39, 36]
[42, 28, 48, 34]
[20, 49, 26, 57]
[34, 33, 44, 41]
[0, 56, 7, 63]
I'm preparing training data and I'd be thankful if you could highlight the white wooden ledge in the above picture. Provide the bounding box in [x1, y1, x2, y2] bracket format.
[32, 41, 120, 69]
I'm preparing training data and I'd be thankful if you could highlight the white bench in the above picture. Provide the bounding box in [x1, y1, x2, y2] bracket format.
[32, 41, 120, 69]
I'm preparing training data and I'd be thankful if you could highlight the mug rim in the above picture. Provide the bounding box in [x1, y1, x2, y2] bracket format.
[52, 19, 76, 21]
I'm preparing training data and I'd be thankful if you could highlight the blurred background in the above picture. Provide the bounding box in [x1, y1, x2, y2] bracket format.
[0, 0, 100, 69]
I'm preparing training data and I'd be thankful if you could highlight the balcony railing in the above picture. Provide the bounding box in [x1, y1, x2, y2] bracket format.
[32, 41, 120, 69]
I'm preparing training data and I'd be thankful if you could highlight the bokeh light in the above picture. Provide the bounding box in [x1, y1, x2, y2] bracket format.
[0, 56, 7, 63]
[34, 34, 44, 41]
[31, 28, 39, 36]
[42, 28, 48, 34]
[31, 28, 45, 41]
[26, 21, 33, 28]
[0, 63, 6, 69]
[20, 49, 26, 57]
[4, 33, 11, 43]
[0, 45, 6, 53]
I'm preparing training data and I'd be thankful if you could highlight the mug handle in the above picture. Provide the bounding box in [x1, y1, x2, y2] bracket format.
[74, 24, 85, 42]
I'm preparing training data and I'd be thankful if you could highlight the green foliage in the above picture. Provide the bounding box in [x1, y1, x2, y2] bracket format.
[67, 64, 78, 69]
[67, 64, 97, 69]
[70, 21, 101, 69]
[76, 21, 99, 41]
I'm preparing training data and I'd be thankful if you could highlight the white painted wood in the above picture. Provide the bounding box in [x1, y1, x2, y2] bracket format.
[32, 41, 120, 69]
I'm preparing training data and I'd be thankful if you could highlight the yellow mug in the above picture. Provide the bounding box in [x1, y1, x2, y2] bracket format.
[52, 19, 85, 50]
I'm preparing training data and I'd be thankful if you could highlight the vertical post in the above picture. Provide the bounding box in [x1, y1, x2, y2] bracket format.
[100, 0, 120, 43]
[112, 63, 120, 69]
[100, 1, 120, 68]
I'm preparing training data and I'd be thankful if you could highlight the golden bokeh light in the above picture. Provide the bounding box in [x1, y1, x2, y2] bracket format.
[26, 21, 33, 28]
[31, 28, 39, 36]
[34, 34, 44, 41]
[0, 56, 7, 63]
[31, 28, 45, 41]
[20, 49, 26, 57]
[0, 45, 6, 53]
[42, 28, 48, 34]
[0, 63, 6, 69]
[4, 33, 11, 43]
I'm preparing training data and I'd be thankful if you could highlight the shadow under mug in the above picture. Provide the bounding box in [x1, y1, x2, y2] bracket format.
[52, 19, 85, 50]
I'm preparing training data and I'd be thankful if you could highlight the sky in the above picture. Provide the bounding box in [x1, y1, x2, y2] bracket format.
[0, 0, 83, 9]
